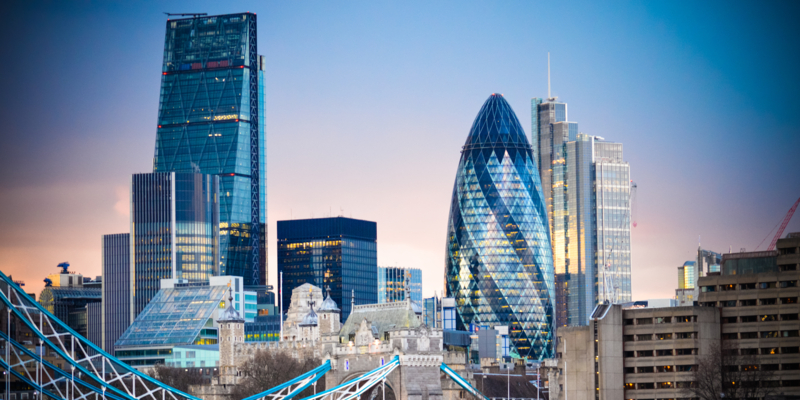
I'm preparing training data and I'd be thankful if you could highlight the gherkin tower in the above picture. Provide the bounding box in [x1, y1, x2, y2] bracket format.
[445, 94, 555, 360]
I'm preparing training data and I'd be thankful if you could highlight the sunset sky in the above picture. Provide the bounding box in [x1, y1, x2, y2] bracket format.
[1, 0, 798, 300]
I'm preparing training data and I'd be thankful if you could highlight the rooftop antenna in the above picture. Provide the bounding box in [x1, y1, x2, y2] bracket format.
[547, 52, 551, 99]
[163, 13, 208, 18]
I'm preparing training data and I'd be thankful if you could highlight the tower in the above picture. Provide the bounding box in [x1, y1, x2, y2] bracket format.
[317, 286, 341, 336]
[445, 93, 555, 360]
[218, 287, 244, 385]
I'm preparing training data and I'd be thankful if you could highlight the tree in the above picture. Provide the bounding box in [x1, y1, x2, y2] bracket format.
[150, 364, 207, 393]
[229, 350, 323, 399]
[684, 341, 777, 400]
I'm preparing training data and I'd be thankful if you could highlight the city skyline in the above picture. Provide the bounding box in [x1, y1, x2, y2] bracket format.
[1, 0, 799, 302]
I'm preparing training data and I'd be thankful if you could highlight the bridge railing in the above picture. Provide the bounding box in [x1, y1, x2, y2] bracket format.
[0, 270, 201, 400]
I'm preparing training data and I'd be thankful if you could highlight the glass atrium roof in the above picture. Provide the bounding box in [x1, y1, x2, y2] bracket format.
[115, 285, 227, 348]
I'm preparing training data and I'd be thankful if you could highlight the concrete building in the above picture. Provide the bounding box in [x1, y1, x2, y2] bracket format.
[546, 304, 720, 400]
[38, 263, 101, 340]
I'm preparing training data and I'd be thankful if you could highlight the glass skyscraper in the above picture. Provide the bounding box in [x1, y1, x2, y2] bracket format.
[153, 13, 266, 289]
[377, 266, 422, 303]
[532, 96, 632, 328]
[445, 94, 555, 360]
[277, 217, 378, 322]
[130, 172, 219, 319]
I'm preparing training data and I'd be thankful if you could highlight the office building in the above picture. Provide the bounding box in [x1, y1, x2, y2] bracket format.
[424, 296, 440, 328]
[676, 247, 723, 306]
[130, 172, 219, 319]
[445, 93, 555, 360]
[102, 233, 130, 352]
[38, 264, 101, 339]
[377, 266, 422, 303]
[277, 217, 378, 322]
[115, 276, 251, 367]
[532, 93, 633, 327]
[153, 13, 267, 289]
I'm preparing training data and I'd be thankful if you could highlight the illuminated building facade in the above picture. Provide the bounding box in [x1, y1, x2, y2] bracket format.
[277, 217, 377, 322]
[378, 266, 422, 303]
[130, 172, 219, 319]
[153, 13, 267, 289]
[445, 94, 555, 360]
[532, 96, 632, 328]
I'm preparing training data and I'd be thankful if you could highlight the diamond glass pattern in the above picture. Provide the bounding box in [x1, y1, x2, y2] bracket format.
[445, 94, 555, 360]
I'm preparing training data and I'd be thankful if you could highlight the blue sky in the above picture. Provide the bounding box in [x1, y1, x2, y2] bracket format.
[1, 0, 798, 299]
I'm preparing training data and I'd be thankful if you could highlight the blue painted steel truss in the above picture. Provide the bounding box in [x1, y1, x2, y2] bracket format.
[242, 360, 330, 400]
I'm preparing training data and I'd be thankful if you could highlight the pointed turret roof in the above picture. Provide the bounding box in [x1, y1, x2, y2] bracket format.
[318, 286, 340, 312]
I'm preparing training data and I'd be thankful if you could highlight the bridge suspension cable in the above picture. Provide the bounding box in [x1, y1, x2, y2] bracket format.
[300, 356, 399, 400]
[242, 360, 331, 400]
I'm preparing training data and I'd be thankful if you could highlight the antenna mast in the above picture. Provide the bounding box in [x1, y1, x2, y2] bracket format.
[547, 52, 551, 99]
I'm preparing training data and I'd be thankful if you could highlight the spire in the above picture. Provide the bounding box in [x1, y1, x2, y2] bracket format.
[404, 273, 411, 302]
[547, 52, 551, 99]
[351, 289, 355, 310]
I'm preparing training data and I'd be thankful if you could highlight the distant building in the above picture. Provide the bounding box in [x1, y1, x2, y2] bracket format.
[533, 94, 633, 327]
[38, 264, 101, 340]
[130, 172, 219, 320]
[102, 233, 130, 353]
[424, 296, 440, 328]
[277, 217, 377, 322]
[115, 276, 251, 368]
[165, 344, 220, 368]
[377, 266, 421, 303]
[676, 247, 723, 306]
[621, 299, 678, 309]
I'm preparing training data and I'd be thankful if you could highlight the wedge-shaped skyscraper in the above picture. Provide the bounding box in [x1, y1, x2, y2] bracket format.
[445, 94, 555, 360]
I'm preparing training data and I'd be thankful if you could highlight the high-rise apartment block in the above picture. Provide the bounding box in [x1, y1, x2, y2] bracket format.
[102, 233, 130, 352]
[532, 96, 632, 327]
[153, 13, 267, 289]
[377, 266, 422, 303]
[277, 217, 378, 322]
[130, 172, 219, 319]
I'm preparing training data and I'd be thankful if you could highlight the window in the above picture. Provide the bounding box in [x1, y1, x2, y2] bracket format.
[657, 333, 673, 340]
[656, 349, 674, 356]
[722, 333, 739, 340]
[780, 280, 798, 288]
[701, 285, 716, 292]
[623, 335, 634, 342]
[624, 351, 635, 358]
[760, 282, 777, 289]
[781, 297, 798, 304]
[676, 381, 695, 388]
[783, 363, 800, 370]
[782, 330, 800, 337]
[782, 313, 799, 320]
[638, 350, 654, 357]
[761, 314, 778, 321]
[722, 300, 737, 307]
[186, 361, 194, 367]
[656, 317, 672, 324]
[740, 283, 756, 290]
[720, 284, 736, 291]
[760, 331, 779, 338]
[762, 347, 780, 355]
[676, 332, 694, 339]
[624, 367, 635, 374]
[761, 298, 778, 305]
[658, 382, 674, 388]
[722, 317, 737, 324]
[740, 348, 758, 355]
[638, 366, 654, 373]
[783, 380, 800, 387]
[762, 364, 780, 371]
[676, 365, 695, 372]
[740, 315, 757, 323]
[676, 348, 696, 355]
[637, 318, 653, 325]
[624, 382, 634, 389]
[740, 299, 757, 306]
[624, 318, 634, 325]
[701, 301, 717, 307]
[637, 383, 654, 389]
[656, 365, 673, 372]
[638, 334, 653, 341]
[783, 347, 800, 354]
[186, 351, 196, 358]
[675, 316, 695, 323]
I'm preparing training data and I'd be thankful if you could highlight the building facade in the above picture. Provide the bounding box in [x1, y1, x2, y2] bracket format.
[277, 217, 378, 322]
[445, 94, 555, 360]
[38, 264, 101, 339]
[153, 13, 267, 289]
[130, 172, 219, 319]
[532, 95, 633, 328]
[378, 266, 422, 303]
[102, 233, 130, 352]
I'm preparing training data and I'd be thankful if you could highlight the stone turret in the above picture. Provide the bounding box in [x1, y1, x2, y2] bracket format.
[217, 287, 244, 385]
[317, 286, 341, 336]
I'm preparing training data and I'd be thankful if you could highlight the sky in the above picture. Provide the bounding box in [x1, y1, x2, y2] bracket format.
[0, 0, 798, 301]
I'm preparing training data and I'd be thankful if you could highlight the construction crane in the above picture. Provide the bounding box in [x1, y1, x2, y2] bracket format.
[163, 12, 208, 18]
[767, 197, 800, 250]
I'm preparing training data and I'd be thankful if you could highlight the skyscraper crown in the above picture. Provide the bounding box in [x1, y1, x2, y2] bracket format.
[464, 94, 530, 150]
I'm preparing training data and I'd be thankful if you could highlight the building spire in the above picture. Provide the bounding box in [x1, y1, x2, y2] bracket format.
[547, 52, 551, 99]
